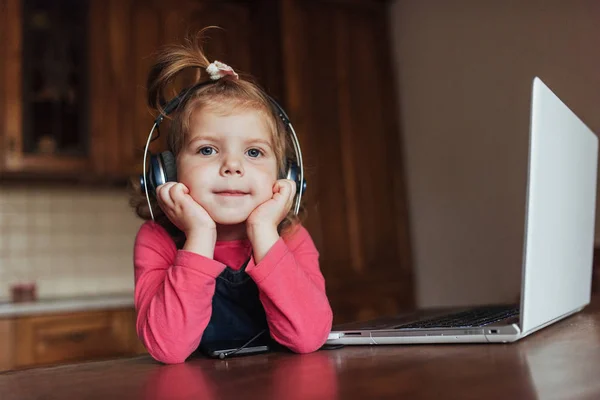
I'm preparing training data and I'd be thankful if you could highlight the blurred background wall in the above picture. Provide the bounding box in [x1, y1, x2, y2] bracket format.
[390, 0, 600, 307]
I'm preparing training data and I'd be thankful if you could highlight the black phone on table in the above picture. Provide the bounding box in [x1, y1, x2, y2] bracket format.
[201, 339, 271, 359]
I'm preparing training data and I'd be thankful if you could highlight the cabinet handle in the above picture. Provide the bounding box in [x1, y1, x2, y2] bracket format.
[68, 332, 88, 343]
[8, 138, 16, 153]
[40, 331, 89, 344]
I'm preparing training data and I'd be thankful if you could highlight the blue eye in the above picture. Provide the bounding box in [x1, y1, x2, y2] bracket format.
[198, 147, 215, 156]
[247, 148, 262, 158]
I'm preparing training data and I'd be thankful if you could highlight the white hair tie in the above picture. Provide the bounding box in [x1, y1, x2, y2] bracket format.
[206, 61, 239, 80]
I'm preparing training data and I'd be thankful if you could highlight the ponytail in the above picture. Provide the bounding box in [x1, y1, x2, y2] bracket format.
[146, 29, 213, 117]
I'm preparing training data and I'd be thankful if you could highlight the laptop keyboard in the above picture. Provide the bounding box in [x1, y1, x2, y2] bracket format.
[394, 305, 520, 329]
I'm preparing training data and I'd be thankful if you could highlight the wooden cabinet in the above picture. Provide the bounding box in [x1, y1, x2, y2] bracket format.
[0, 308, 145, 372]
[0, 318, 15, 371]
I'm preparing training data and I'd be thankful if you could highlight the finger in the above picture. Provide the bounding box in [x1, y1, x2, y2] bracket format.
[169, 183, 188, 208]
[155, 183, 168, 207]
[272, 180, 289, 200]
[157, 182, 177, 195]
[284, 180, 296, 210]
[272, 180, 282, 194]
[286, 179, 297, 199]
[278, 180, 296, 201]
[274, 180, 295, 211]
[157, 182, 177, 209]
[180, 183, 190, 194]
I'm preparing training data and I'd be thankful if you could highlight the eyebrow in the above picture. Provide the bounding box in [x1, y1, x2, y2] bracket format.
[187, 135, 220, 147]
[187, 135, 273, 149]
[246, 138, 273, 149]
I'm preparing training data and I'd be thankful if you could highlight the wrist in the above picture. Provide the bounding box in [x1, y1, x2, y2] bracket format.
[183, 228, 217, 259]
[247, 224, 280, 263]
[247, 222, 277, 240]
[186, 225, 217, 239]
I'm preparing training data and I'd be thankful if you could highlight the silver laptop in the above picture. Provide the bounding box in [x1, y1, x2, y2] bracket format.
[327, 77, 598, 345]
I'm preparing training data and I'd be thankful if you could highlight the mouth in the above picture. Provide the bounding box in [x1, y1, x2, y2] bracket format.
[213, 190, 249, 197]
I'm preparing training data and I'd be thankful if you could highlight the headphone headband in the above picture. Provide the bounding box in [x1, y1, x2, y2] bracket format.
[154, 82, 209, 125]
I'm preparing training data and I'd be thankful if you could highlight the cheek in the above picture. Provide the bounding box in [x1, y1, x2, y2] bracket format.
[245, 162, 274, 189]
[177, 164, 210, 189]
[254, 168, 277, 198]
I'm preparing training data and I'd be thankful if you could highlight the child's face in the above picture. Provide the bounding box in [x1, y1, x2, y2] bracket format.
[177, 108, 279, 226]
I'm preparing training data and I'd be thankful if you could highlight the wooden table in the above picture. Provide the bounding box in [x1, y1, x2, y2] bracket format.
[1, 300, 600, 400]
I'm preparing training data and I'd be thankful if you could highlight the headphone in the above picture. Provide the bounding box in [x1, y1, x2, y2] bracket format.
[140, 81, 306, 220]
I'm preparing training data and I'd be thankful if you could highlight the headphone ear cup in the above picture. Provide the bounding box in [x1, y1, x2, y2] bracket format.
[285, 160, 306, 195]
[140, 153, 161, 195]
[140, 151, 177, 195]
[160, 151, 177, 183]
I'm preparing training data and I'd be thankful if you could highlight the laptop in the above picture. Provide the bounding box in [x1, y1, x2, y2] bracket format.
[327, 77, 599, 345]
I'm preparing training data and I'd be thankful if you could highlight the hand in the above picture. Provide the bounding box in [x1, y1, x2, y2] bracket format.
[156, 182, 215, 235]
[247, 179, 296, 231]
[246, 179, 296, 262]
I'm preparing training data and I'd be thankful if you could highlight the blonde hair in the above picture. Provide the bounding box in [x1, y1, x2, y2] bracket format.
[130, 29, 303, 246]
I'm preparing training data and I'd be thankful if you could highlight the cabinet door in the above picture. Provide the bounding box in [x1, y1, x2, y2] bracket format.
[280, 0, 414, 323]
[14, 309, 139, 368]
[0, 0, 132, 179]
[0, 319, 15, 371]
[1, 0, 92, 175]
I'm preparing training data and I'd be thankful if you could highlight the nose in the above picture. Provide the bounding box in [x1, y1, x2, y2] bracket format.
[220, 154, 244, 177]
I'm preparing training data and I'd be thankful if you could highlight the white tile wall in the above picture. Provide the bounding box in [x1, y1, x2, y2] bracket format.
[0, 186, 143, 300]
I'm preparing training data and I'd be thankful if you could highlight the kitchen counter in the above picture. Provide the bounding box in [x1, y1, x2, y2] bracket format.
[0, 293, 135, 318]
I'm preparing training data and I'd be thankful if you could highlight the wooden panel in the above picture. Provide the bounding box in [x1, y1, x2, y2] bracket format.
[14, 309, 137, 368]
[88, 0, 135, 178]
[188, 3, 253, 75]
[0, 0, 6, 166]
[168, 0, 284, 97]
[88, 0, 108, 175]
[247, 0, 285, 101]
[130, 0, 163, 177]
[109, 0, 135, 177]
[0, 318, 15, 371]
[281, 0, 414, 323]
[1, 0, 23, 171]
[116, 308, 148, 355]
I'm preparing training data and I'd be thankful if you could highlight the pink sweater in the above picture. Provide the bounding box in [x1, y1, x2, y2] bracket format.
[133, 221, 333, 364]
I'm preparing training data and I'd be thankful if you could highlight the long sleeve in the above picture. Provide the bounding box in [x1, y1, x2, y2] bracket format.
[133, 221, 226, 364]
[246, 225, 333, 353]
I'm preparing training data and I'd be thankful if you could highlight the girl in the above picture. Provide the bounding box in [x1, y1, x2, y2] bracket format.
[130, 32, 333, 364]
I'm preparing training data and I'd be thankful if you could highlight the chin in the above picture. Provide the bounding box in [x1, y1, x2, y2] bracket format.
[209, 209, 252, 225]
